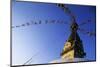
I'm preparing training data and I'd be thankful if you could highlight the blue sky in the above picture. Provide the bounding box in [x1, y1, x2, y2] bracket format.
[12, 0, 96, 66]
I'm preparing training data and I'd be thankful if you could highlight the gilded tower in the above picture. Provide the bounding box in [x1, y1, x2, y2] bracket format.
[60, 20, 86, 60]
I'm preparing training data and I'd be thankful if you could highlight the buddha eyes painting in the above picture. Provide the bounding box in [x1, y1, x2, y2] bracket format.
[11, 0, 96, 66]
